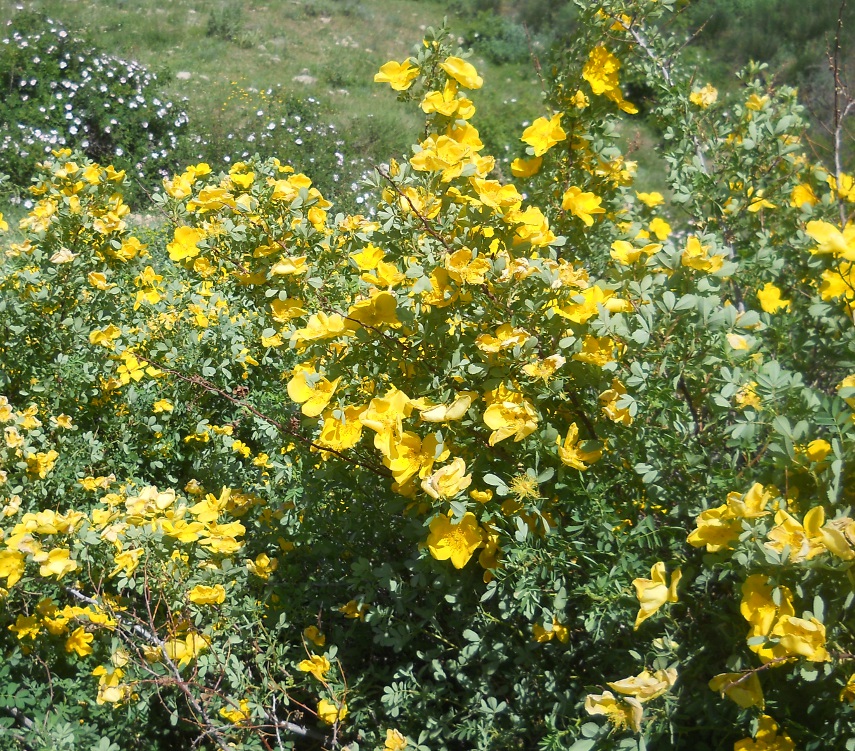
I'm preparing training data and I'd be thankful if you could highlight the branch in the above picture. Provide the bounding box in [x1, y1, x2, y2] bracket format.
[831, 0, 853, 225]
[375, 166, 454, 253]
[677, 375, 702, 435]
[65, 587, 322, 748]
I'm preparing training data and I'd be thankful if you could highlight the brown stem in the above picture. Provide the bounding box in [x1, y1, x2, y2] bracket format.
[375, 166, 454, 253]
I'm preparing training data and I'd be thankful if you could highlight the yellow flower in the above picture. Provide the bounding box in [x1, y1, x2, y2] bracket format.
[632, 562, 681, 630]
[804, 439, 831, 463]
[167, 226, 205, 262]
[415, 394, 473, 423]
[734, 716, 794, 751]
[556, 423, 602, 471]
[522, 355, 565, 382]
[805, 220, 855, 259]
[682, 236, 723, 273]
[318, 405, 365, 452]
[317, 698, 348, 724]
[339, 600, 369, 620]
[648, 216, 672, 240]
[790, 183, 819, 208]
[757, 283, 790, 314]
[359, 388, 413, 457]
[246, 553, 278, 579]
[532, 618, 569, 643]
[384, 729, 408, 751]
[438, 56, 483, 90]
[270, 297, 307, 322]
[607, 668, 677, 702]
[269, 255, 308, 277]
[735, 379, 761, 410]
[600, 379, 633, 426]
[840, 674, 855, 703]
[426, 513, 484, 569]
[610, 240, 644, 265]
[39, 548, 78, 579]
[572, 335, 619, 367]
[26, 450, 59, 479]
[110, 548, 144, 578]
[561, 186, 605, 226]
[584, 690, 643, 732]
[521, 114, 566, 157]
[153, 399, 174, 413]
[726, 483, 773, 519]
[219, 699, 251, 725]
[287, 367, 341, 418]
[770, 615, 829, 662]
[510, 156, 542, 178]
[765, 508, 826, 562]
[374, 60, 419, 91]
[421, 458, 472, 500]
[164, 632, 209, 668]
[347, 291, 400, 328]
[298, 654, 331, 681]
[745, 93, 769, 111]
[9, 614, 40, 640]
[188, 584, 226, 605]
[689, 84, 718, 108]
[0, 550, 26, 588]
[304, 626, 326, 647]
[483, 398, 538, 445]
[582, 45, 637, 112]
[65, 626, 94, 657]
[709, 672, 765, 709]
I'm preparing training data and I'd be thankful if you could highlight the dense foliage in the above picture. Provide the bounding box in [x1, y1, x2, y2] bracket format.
[1, 2, 855, 750]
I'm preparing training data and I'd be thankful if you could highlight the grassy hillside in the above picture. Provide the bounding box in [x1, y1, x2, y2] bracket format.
[0, 0, 547, 207]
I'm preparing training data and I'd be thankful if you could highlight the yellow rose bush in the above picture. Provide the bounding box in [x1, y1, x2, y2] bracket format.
[1, 3, 855, 750]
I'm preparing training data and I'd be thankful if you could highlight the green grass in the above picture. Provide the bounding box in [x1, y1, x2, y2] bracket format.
[0, 0, 546, 206]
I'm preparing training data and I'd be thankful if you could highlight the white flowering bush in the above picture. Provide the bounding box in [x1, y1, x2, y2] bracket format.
[0, 13, 188, 199]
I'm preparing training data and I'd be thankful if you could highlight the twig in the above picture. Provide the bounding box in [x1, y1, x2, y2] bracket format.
[375, 166, 454, 253]
[678, 374, 702, 435]
[830, 0, 854, 225]
[64, 587, 321, 748]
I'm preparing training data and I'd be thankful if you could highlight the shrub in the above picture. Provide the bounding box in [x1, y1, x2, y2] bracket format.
[1, 3, 855, 751]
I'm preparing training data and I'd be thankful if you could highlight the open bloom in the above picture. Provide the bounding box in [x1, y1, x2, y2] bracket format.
[438, 56, 483, 89]
[521, 113, 566, 156]
[584, 690, 643, 732]
[483, 398, 538, 445]
[632, 562, 681, 630]
[421, 458, 472, 500]
[426, 513, 483, 569]
[374, 60, 419, 91]
[556, 423, 601, 470]
[562, 186, 605, 226]
[709, 672, 765, 709]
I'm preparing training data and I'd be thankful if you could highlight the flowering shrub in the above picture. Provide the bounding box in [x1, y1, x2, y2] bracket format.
[1, 2, 855, 750]
[0, 13, 188, 198]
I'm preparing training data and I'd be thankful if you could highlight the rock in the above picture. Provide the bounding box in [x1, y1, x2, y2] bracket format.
[176, 71, 192, 80]
[293, 70, 317, 85]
